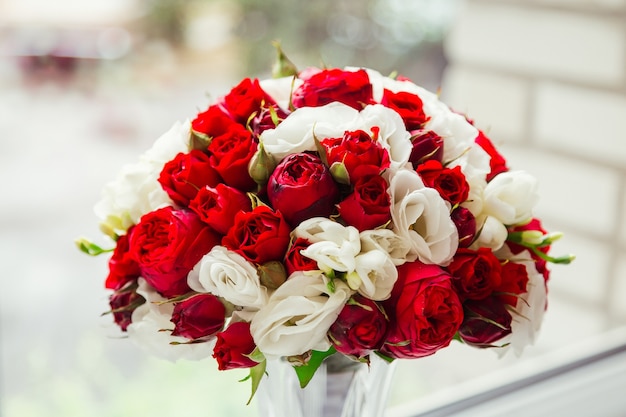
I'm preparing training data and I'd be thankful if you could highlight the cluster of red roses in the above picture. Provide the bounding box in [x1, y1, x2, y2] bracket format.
[100, 67, 554, 374]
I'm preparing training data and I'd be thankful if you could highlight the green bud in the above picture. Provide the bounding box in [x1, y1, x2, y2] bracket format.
[190, 130, 211, 151]
[329, 161, 351, 185]
[345, 271, 361, 291]
[271, 40, 298, 78]
[258, 261, 288, 289]
[248, 141, 276, 186]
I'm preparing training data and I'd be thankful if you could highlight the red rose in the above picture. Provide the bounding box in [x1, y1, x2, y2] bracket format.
[292, 68, 373, 110]
[218, 78, 277, 124]
[191, 105, 237, 139]
[109, 281, 145, 332]
[475, 130, 508, 182]
[105, 227, 140, 291]
[417, 160, 470, 206]
[337, 174, 391, 232]
[267, 153, 339, 227]
[459, 296, 512, 348]
[222, 206, 291, 264]
[382, 261, 463, 359]
[170, 293, 226, 340]
[284, 237, 318, 276]
[250, 103, 289, 136]
[319, 128, 390, 183]
[495, 261, 529, 307]
[328, 295, 388, 359]
[448, 248, 502, 301]
[129, 207, 221, 298]
[189, 184, 252, 235]
[207, 124, 258, 191]
[450, 206, 476, 248]
[213, 321, 258, 370]
[158, 150, 221, 207]
[381, 89, 429, 131]
[409, 130, 443, 167]
[507, 218, 550, 282]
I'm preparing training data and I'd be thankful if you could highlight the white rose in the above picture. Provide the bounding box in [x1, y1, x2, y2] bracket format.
[493, 248, 547, 357]
[259, 103, 359, 161]
[388, 169, 459, 265]
[127, 278, 214, 362]
[260, 76, 303, 110]
[359, 228, 411, 266]
[295, 218, 361, 273]
[351, 249, 398, 301]
[187, 246, 268, 311]
[483, 170, 539, 226]
[250, 272, 353, 358]
[94, 120, 190, 233]
[470, 215, 508, 251]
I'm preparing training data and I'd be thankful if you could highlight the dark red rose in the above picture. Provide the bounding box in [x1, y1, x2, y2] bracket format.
[207, 124, 258, 191]
[129, 207, 221, 298]
[475, 130, 508, 182]
[337, 174, 391, 232]
[380, 89, 429, 131]
[284, 237, 318, 276]
[109, 281, 145, 332]
[267, 153, 340, 227]
[320, 128, 390, 183]
[250, 103, 289, 136]
[189, 184, 252, 235]
[495, 261, 529, 307]
[105, 227, 141, 291]
[417, 160, 470, 206]
[158, 150, 221, 207]
[382, 261, 463, 359]
[191, 104, 237, 139]
[170, 293, 226, 340]
[292, 68, 373, 110]
[329, 295, 388, 358]
[222, 206, 291, 264]
[213, 321, 258, 370]
[507, 218, 550, 282]
[218, 78, 277, 124]
[409, 130, 443, 167]
[450, 206, 476, 248]
[448, 248, 502, 301]
[459, 296, 512, 348]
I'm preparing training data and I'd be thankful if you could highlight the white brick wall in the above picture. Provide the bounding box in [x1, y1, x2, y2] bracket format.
[443, 0, 626, 330]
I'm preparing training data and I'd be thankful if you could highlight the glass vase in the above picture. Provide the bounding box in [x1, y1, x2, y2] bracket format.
[256, 353, 396, 417]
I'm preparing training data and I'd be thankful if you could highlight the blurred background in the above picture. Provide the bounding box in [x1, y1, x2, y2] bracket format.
[1, 0, 625, 416]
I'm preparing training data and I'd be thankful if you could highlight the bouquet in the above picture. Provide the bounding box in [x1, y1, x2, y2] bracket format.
[78, 49, 573, 400]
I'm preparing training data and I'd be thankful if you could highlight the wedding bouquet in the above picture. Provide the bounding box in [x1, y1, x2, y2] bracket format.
[78, 49, 572, 399]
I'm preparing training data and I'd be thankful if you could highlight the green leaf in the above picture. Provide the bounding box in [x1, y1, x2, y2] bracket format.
[245, 360, 267, 405]
[293, 346, 336, 388]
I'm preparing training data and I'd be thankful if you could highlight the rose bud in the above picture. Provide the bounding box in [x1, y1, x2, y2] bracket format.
[129, 207, 221, 298]
[448, 248, 502, 301]
[170, 293, 226, 340]
[158, 150, 221, 207]
[475, 130, 508, 182]
[451, 206, 476, 248]
[328, 295, 388, 359]
[190, 104, 237, 150]
[267, 153, 339, 227]
[258, 260, 288, 289]
[108, 281, 145, 332]
[417, 160, 470, 206]
[380, 89, 429, 131]
[409, 130, 443, 167]
[222, 205, 291, 264]
[248, 141, 277, 186]
[207, 125, 258, 191]
[189, 184, 252, 235]
[218, 77, 277, 124]
[213, 321, 258, 370]
[459, 296, 512, 348]
[337, 174, 391, 232]
[250, 103, 288, 136]
[382, 261, 463, 359]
